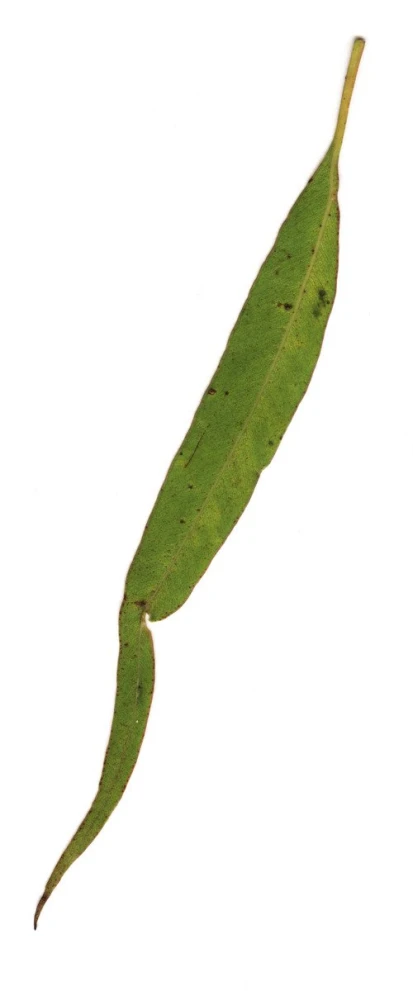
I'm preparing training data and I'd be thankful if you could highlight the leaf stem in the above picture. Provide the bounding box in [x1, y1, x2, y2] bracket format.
[332, 37, 365, 165]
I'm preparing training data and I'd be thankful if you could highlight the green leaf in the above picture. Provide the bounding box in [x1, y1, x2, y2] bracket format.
[34, 38, 364, 927]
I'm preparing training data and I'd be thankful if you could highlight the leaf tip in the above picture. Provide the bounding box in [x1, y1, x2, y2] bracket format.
[34, 892, 49, 930]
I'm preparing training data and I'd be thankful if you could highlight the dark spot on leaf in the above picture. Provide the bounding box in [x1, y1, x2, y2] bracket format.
[224, 390, 229, 396]
[287, 253, 292, 259]
[180, 518, 185, 524]
[268, 439, 274, 446]
[208, 387, 216, 395]
[308, 175, 314, 183]
[134, 600, 146, 608]
[188, 483, 193, 489]
[314, 289, 330, 312]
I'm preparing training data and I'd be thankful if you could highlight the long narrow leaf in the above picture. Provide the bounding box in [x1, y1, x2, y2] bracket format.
[35, 37, 364, 927]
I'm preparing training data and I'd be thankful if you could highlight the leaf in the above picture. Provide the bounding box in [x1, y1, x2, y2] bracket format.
[34, 38, 364, 927]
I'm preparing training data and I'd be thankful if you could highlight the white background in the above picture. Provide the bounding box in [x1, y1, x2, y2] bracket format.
[1, 1, 412, 988]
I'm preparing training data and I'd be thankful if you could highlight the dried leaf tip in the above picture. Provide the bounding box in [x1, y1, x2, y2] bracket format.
[34, 892, 48, 930]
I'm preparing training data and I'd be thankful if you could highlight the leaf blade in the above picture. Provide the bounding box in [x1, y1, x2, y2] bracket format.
[128, 156, 338, 620]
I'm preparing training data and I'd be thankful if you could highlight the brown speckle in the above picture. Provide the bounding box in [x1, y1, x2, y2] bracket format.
[208, 387, 216, 395]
